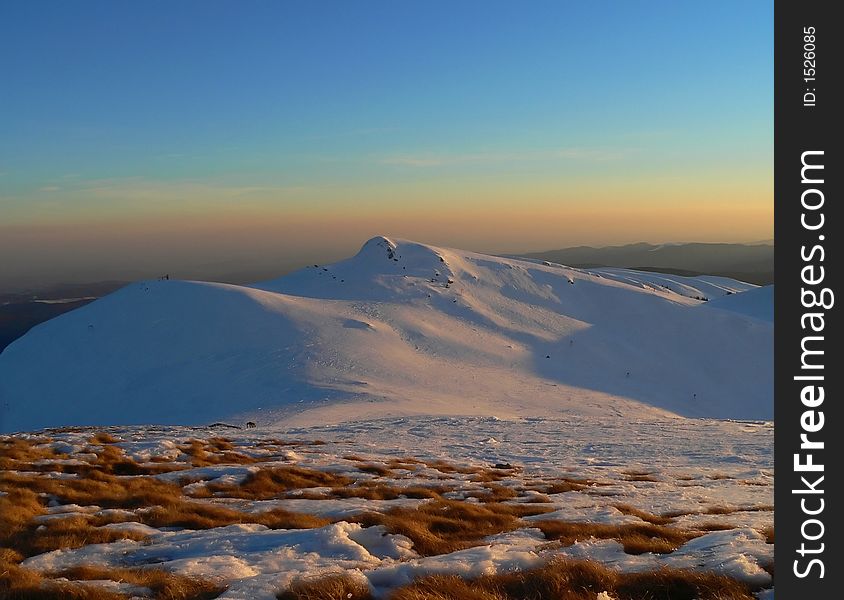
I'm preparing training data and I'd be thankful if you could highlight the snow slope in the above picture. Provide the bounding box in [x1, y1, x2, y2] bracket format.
[707, 285, 774, 323]
[0, 236, 773, 432]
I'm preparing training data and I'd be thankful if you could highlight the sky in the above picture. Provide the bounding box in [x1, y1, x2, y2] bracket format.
[0, 1, 773, 291]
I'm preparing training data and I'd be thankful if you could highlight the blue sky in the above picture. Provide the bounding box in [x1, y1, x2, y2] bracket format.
[0, 1, 773, 289]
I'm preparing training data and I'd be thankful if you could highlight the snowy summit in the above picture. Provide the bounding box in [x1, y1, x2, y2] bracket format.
[0, 236, 773, 432]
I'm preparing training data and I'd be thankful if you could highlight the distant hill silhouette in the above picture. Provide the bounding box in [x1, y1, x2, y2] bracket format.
[518, 242, 773, 285]
[0, 282, 126, 354]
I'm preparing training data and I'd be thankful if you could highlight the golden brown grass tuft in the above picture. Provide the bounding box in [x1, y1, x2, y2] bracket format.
[89, 432, 119, 444]
[277, 573, 373, 600]
[124, 503, 329, 531]
[761, 525, 774, 544]
[0, 548, 24, 565]
[613, 503, 673, 525]
[0, 482, 149, 558]
[0, 489, 45, 551]
[206, 437, 235, 451]
[533, 520, 700, 555]
[388, 558, 756, 600]
[54, 565, 224, 600]
[0, 560, 128, 600]
[529, 477, 602, 495]
[353, 500, 553, 556]
[0, 437, 63, 470]
[522, 493, 553, 504]
[356, 463, 393, 476]
[468, 470, 510, 483]
[385, 458, 424, 470]
[86, 444, 187, 476]
[624, 474, 660, 483]
[178, 439, 258, 467]
[388, 574, 513, 600]
[208, 466, 353, 499]
[423, 460, 478, 475]
[467, 484, 518, 502]
[664, 504, 774, 518]
[11, 515, 149, 558]
[4, 440, 185, 477]
[0, 466, 328, 560]
[331, 481, 444, 501]
[0, 486, 143, 559]
[695, 522, 737, 532]
[0, 470, 184, 510]
[1, 483, 147, 560]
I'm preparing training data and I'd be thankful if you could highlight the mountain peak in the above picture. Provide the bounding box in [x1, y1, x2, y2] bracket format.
[359, 235, 398, 256]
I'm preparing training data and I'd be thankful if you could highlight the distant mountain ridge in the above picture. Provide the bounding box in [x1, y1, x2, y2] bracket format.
[518, 242, 773, 285]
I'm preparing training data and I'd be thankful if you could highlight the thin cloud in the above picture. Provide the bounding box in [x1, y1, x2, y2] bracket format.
[38, 186, 61, 192]
[379, 147, 635, 167]
[73, 177, 310, 204]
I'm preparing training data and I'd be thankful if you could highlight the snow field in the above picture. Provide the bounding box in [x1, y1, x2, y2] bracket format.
[3, 416, 773, 599]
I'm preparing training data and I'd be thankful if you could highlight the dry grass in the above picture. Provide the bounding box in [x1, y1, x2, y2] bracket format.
[385, 458, 424, 470]
[331, 481, 444, 501]
[533, 520, 701, 555]
[353, 500, 552, 556]
[124, 503, 329, 531]
[2, 440, 185, 477]
[468, 469, 514, 483]
[0, 549, 24, 565]
[423, 460, 478, 475]
[11, 514, 150, 558]
[522, 493, 553, 504]
[84, 444, 187, 476]
[388, 558, 757, 600]
[0, 434, 768, 600]
[761, 525, 774, 544]
[466, 484, 518, 502]
[284, 559, 758, 600]
[206, 437, 235, 451]
[178, 439, 258, 467]
[624, 474, 660, 483]
[89, 432, 119, 444]
[0, 437, 64, 471]
[613, 503, 673, 525]
[0, 489, 45, 550]
[0, 479, 150, 558]
[0, 487, 145, 559]
[259, 438, 327, 448]
[694, 522, 737, 532]
[0, 562, 127, 600]
[0, 465, 327, 560]
[533, 477, 598, 494]
[277, 574, 372, 600]
[51, 566, 224, 600]
[208, 466, 353, 499]
[0, 470, 184, 510]
[356, 463, 393, 476]
[664, 504, 774, 518]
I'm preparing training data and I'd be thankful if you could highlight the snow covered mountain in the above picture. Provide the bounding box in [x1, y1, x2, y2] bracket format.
[0, 237, 772, 433]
